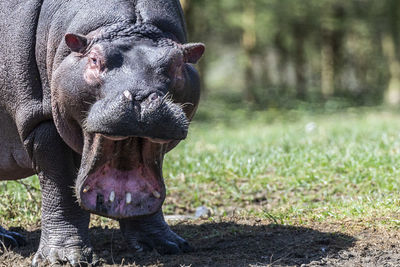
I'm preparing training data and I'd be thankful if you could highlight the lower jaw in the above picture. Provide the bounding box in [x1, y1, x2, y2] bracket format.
[80, 199, 164, 219]
[78, 164, 165, 219]
[77, 135, 166, 219]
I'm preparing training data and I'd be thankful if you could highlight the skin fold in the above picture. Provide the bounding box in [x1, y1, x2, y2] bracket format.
[0, 0, 204, 265]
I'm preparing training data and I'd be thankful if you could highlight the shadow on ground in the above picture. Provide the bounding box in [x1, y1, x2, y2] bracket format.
[3, 221, 356, 266]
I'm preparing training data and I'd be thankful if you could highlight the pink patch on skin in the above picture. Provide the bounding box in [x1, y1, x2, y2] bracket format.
[84, 45, 105, 85]
[80, 161, 164, 218]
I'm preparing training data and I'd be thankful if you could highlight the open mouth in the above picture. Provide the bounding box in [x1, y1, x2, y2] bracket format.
[76, 134, 166, 219]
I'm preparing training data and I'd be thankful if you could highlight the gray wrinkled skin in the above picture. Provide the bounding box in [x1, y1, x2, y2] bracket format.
[0, 0, 204, 266]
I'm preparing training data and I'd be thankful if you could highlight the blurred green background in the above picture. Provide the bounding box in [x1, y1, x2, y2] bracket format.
[181, 0, 400, 111]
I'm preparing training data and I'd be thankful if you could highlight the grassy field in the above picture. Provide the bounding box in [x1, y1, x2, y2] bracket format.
[165, 107, 400, 227]
[2, 106, 400, 265]
[2, 107, 400, 227]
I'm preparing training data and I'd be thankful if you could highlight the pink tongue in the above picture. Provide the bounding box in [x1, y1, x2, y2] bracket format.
[80, 163, 164, 218]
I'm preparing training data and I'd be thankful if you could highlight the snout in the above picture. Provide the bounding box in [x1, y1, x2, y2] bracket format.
[85, 90, 189, 141]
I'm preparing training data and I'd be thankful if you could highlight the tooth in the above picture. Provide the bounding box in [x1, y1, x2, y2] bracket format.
[83, 186, 90, 193]
[152, 190, 161, 199]
[126, 193, 132, 204]
[124, 90, 133, 101]
[109, 191, 115, 202]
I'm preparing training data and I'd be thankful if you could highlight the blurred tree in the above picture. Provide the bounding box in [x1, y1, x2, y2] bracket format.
[382, 0, 400, 105]
[180, 0, 396, 108]
[241, 0, 257, 103]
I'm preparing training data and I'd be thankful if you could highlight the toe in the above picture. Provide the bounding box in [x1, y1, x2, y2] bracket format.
[1, 233, 18, 248]
[124, 233, 153, 253]
[0, 226, 26, 247]
[67, 253, 84, 267]
[31, 252, 44, 267]
[32, 246, 97, 267]
[135, 242, 153, 253]
[179, 240, 194, 253]
[171, 233, 194, 253]
[8, 231, 27, 246]
[134, 229, 193, 255]
[67, 247, 99, 266]
[48, 249, 60, 264]
[156, 240, 181, 255]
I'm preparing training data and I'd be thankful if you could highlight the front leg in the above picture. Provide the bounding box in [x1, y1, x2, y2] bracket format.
[25, 122, 95, 266]
[119, 210, 193, 255]
[33, 172, 94, 266]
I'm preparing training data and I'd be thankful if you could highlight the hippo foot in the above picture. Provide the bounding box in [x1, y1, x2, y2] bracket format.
[127, 225, 193, 255]
[120, 211, 193, 255]
[32, 244, 98, 267]
[0, 226, 26, 248]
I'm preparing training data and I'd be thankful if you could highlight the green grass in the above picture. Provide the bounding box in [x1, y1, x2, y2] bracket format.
[163, 107, 400, 227]
[2, 107, 400, 228]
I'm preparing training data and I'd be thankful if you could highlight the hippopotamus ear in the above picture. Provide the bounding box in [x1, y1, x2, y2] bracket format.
[65, 33, 89, 53]
[183, 43, 205, 64]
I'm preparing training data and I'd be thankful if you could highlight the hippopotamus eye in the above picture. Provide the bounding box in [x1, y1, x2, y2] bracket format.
[89, 56, 98, 65]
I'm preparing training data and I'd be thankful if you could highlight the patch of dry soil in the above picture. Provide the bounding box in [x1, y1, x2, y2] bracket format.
[1, 218, 400, 266]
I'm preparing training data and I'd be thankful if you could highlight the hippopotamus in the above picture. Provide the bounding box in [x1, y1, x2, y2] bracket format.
[0, 0, 204, 265]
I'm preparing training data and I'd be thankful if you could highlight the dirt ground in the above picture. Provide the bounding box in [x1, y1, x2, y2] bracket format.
[1, 217, 400, 267]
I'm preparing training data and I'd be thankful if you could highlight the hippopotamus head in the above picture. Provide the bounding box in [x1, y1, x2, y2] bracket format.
[51, 21, 204, 218]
